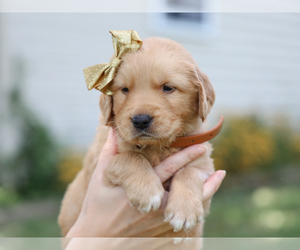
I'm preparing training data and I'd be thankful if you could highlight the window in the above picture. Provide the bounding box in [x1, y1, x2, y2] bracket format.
[167, 0, 203, 9]
[148, 0, 217, 41]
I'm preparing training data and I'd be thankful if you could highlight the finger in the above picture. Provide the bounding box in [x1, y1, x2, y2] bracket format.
[154, 145, 207, 183]
[95, 128, 118, 172]
[203, 170, 226, 203]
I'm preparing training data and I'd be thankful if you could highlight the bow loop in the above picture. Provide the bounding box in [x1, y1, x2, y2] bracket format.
[83, 30, 142, 95]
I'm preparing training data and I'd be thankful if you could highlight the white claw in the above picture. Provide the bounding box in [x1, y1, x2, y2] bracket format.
[197, 215, 204, 223]
[137, 191, 163, 213]
[184, 220, 196, 232]
[139, 204, 151, 213]
[151, 194, 162, 211]
[170, 217, 184, 232]
[164, 213, 174, 222]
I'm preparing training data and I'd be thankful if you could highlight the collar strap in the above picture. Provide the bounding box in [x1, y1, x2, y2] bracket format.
[169, 116, 224, 148]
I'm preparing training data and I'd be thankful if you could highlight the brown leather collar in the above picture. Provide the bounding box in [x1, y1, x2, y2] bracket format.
[169, 116, 224, 148]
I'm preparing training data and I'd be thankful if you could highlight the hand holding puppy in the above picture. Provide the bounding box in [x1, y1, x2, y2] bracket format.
[66, 128, 225, 238]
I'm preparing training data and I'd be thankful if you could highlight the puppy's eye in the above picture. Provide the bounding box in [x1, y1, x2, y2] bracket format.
[121, 87, 129, 94]
[163, 85, 175, 93]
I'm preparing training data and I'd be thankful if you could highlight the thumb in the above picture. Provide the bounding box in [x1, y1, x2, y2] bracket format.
[95, 128, 118, 173]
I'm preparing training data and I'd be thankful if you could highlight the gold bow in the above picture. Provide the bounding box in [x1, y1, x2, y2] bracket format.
[83, 30, 143, 95]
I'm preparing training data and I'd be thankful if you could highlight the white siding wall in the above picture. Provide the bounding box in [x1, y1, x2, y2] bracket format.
[4, 13, 300, 147]
[188, 14, 300, 120]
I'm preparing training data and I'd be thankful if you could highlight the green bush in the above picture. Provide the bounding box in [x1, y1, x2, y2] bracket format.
[3, 58, 61, 198]
[212, 115, 300, 173]
[0, 187, 19, 206]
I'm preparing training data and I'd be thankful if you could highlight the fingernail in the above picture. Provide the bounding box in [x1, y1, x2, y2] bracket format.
[218, 170, 226, 180]
[196, 145, 207, 154]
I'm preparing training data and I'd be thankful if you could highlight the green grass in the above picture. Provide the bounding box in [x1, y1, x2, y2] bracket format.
[205, 185, 300, 237]
[0, 217, 61, 237]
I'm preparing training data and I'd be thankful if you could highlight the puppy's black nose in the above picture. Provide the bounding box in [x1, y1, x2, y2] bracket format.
[132, 114, 153, 130]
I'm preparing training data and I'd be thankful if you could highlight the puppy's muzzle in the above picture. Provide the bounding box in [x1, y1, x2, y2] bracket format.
[132, 114, 153, 130]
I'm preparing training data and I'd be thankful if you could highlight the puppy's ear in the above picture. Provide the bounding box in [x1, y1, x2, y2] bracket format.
[194, 66, 216, 122]
[99, 93, 113, 126]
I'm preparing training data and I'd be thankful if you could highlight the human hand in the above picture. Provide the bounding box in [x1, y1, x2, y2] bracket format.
[66, 128, 226, 238]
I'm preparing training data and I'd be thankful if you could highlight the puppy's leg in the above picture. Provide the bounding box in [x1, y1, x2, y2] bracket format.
[164, 166, 212, 233]
[104, 152, 165, 213]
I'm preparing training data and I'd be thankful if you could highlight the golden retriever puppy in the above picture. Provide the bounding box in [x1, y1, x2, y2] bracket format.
[58, 37, 215, 237]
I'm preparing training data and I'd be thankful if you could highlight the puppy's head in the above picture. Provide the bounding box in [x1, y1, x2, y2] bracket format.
[100, 37, 215, 146]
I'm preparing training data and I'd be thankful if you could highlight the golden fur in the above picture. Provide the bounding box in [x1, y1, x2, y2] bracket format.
[58, 37, 216, 237]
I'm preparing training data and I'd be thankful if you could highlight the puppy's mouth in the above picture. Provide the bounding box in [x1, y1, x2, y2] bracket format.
[135, 131, 156, 139]
[131, 130, 162, 145]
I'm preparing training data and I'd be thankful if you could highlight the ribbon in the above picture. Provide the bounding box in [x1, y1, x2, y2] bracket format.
[83, 30, 143, 95]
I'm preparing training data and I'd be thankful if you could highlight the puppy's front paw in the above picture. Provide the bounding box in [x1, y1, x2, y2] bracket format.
[164, 197, 204, 233]
[127, 181, 164, 213]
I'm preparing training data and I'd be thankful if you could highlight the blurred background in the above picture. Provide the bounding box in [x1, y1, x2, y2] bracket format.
[0, 0, 300, 238]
